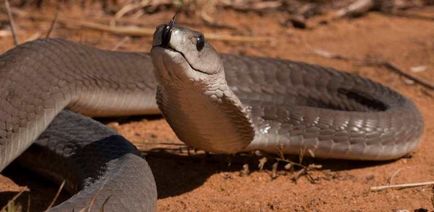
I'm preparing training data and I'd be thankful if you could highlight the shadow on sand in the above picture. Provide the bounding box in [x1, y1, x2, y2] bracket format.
[0, 145, 397, 211]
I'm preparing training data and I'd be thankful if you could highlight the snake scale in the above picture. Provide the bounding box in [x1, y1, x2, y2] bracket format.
[0, 21, 424, 211]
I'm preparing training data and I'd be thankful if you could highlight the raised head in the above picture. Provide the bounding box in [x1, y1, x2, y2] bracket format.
[150, 20, 254, 153]
[151, 20, 224, 87]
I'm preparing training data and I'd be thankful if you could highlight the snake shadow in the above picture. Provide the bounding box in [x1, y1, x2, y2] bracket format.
[0, 145, 399, 209]
[143, 148, 396, 199]
[96, 116, 400, 198]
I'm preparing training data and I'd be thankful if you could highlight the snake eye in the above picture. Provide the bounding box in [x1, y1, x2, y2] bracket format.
[196, 34, 205, 51]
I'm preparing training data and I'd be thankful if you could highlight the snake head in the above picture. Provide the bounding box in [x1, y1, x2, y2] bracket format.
[151, 21, 224, 86]
[150, 22, 255, 154]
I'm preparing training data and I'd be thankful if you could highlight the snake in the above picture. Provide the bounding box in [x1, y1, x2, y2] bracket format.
[0, 20, 424, 211]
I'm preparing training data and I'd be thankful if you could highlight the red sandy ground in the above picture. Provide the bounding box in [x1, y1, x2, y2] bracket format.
[0, 3, 433, 212]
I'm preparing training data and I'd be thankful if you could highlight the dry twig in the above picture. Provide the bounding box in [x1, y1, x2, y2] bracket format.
[273, 145, 322, 182]
[240, 163, 250, 176]
[112, 36, 130, 50]
[310, 47, 433, 90]
[258, 157, 267, 171]
[336, 0, 375, 18]
[221, 0, 282, 12]
[371, 181, 434, 191]
[114, 0, 150, 21]
[46, 6, 60, 38]
[70, 21, 269, 43]
[4, 0, 19, 45]
[25, 32, 41, 42]
[12, 11, 270, 43]
[386, 11, 434, 21]
[311, 48, 351, 61]
[271, 162, 279, 179]
[46, 180, 66, 210]
[0, 188, 28, 212]
[378, 61, 434, 90]
[387, 168, 404, 185]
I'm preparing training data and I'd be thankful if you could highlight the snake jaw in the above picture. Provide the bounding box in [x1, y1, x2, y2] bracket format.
[151, 24, 226, 89]
[151, 47, 195, 85]
[152, 24, 223, 74]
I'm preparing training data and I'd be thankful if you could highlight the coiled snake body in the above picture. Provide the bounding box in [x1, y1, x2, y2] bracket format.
[0, 23, 423, 211]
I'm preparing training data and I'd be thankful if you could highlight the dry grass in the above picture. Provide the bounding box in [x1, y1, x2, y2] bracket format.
[0, 189, 27, 212]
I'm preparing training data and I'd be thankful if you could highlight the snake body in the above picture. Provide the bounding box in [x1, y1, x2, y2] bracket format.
[0, 23, 424, 211]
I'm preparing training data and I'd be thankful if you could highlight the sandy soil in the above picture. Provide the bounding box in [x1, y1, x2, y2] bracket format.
[0, 2, 433, 212]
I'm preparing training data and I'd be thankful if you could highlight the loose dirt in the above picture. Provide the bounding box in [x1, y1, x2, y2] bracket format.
[0, 2, 433, 212]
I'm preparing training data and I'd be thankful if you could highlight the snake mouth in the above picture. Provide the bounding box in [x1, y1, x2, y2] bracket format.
[153, 45, 213, 77]
[152, 22, 214, 76]
[158, 19, 175, 48]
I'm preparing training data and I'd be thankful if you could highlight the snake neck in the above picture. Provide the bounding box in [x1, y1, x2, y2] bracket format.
[156, 78, 254, 153]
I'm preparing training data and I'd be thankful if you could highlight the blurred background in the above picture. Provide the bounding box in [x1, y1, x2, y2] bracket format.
[0, 1, 433, 211]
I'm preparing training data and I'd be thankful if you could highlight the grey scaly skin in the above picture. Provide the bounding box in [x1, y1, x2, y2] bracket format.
[20, 111, 157, 211]
[151, 23, 423, 160]
[0, 39, 158, 211]
[0, 20, 423, 211]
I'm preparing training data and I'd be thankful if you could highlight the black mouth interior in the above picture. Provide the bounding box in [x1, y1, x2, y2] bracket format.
[161, 24, 172, 47]
[160, 18, 176, 47]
